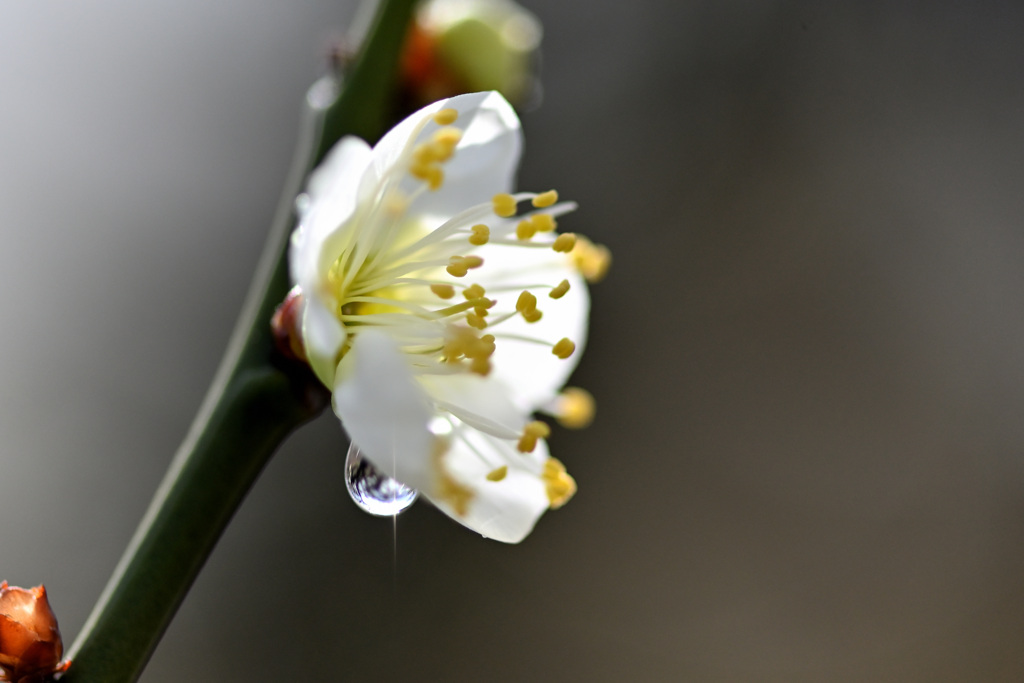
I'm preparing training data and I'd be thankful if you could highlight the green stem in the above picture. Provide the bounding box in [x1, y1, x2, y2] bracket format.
[61, 1, 416, 681]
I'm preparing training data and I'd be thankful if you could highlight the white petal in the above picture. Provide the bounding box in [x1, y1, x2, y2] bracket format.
[418, 373, 524, 439]
[301, 294, 348, 387]
[331, 330, 436, 492]
[412, 91, 523, 220]
[430, 428, 550, 544]
[359, 92, 522, 222]
[289, 136, 373, 287]
[304, 135, 374, 216]
[472, 245, 591, 410]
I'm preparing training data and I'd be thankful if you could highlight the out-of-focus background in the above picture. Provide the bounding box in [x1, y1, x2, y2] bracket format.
[4, 1, 1024, 681]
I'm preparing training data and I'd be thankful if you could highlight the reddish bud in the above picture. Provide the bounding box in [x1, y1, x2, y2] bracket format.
[0, 582, 68, 683]
[271, 287, 307, 362]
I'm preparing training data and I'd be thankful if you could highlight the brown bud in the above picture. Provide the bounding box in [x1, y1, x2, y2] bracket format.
[0, 582, 68, 683]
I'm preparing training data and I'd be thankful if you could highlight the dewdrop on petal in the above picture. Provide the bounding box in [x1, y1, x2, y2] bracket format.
[286, 91, 609, 543]
[0, 582, 69, 683]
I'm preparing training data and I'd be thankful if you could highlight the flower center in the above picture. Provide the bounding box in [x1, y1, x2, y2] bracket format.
[323, 107, 588, 389]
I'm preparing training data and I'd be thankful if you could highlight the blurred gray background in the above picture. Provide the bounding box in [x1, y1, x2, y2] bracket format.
[3, 1, 1024, 681]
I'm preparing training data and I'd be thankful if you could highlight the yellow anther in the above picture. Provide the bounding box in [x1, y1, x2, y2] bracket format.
[549, 279, 570, 299]
[486, 466, 508, 482]
[473, 306, 490, 318]
[552, 233, 577, 253]
[412, 143, 435, 165]
[411, 161, 444, 190]
[433, 127, 462, 146]
[522, 309, 543, 323]
[516, 291, 537, 313]
[572, 236, 612, 283]
[492, 193, 517, 218]
[517, 433, 538, 453]
[463, 283, 486, 300]
[442, 327, 475, 362]
[468, 223, 490, 246]
[516, 218, 537, 241]
[430, 284, 456, 299]
[525, 421, 550, 438]
[476, 335, 496, 357]
[531, 213, 556, 232]
[542, 458, 576, 508]
[552, 338, 576, 359]
[554, 387, 595, 429]
[531, 190, 558, 208]
[429, 127, 462, 161]
[466, 313, 487, 330]
[516, 420, 551, 453]
[432, 108, 458, 125]
[446, 255, 482, 277]
[428, 169, 444, 190]
[470, 357, 492, 376]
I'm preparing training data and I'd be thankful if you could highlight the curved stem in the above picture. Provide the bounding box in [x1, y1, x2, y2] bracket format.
[61, 1, 416, 680]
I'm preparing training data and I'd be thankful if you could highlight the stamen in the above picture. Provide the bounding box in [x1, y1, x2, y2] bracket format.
[522, 309, 543, 323]
[492, 193, 517, 218]
[432, 126, 463, 149]
[430, 284, 456, 299]
[572, 236, 612, 283]
[516, 291, 537, 313]
[470, 357, 492, 376]
[466, 313, 487, 329]
[549, 279, 570, 299]
[478, 334, 496, 356]
[553, 387, 595, 429]
[411, 161, 444, 190]
[527, 421, 550, 437]
[531, 190, 558, 208]
[542, 458, 576, 508]
[552, 233, 577, 253]
[552, 338, 576, 359]
[486, 466, 509, 482]
[517, 420, 551, 453]
[463, 283, 486, 300]
[446, 255, 484, 277]
[434, 298, 490, 319]
[432, 108, 458, 125]
[468, 223, 490, 245]
[531, 213, 556, 232]
[516, 218, 537, 241]
[442, 326, 496, 369]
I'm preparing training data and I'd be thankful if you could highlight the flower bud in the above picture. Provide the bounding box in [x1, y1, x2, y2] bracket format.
[0, 582, 67, 683]
[271, 287, 307, 362]
[402, 0, 542, 106]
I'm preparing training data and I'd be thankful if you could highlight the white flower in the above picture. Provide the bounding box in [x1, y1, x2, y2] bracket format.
[289, 91, 608, 543]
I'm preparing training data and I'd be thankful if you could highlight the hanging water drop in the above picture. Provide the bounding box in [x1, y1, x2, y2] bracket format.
[344, 443, 418, 516]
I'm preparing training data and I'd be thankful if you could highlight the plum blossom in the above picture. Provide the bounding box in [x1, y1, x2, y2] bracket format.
[287, 91, 608, 542]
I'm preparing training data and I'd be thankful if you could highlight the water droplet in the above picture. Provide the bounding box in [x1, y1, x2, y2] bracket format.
[345, 443, 418, 516]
